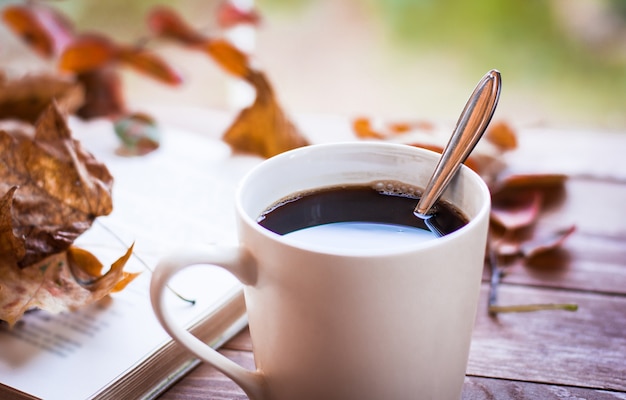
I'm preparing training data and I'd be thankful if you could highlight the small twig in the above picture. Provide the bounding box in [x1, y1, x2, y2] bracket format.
[95, 220, 196, 305]
[489, 303, 578, 313]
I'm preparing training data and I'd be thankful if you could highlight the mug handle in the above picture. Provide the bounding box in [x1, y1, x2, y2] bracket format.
[150, 244, 267, 400]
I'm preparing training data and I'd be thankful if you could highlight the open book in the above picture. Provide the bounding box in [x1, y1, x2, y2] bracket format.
[0, 117, 261, 400]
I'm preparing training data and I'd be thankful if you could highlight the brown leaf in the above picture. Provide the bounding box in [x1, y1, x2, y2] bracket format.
[117, 46, 183, 85]
[0, 187, 25, 265]
[0, 102, 113, 267]
[203, 39, 251, 78]
[1, 3, 75, 58]
[485, 120, 517, 151]
[0, 72, 85, 124]
[147, 6, 206, 46]
[0, 245, 138, 327]
[494, 172, 568, 193]
[222, 71, 309, 158]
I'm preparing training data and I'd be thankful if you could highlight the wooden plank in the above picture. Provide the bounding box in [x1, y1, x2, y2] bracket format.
[463, 376, 626, 399]
[159, 350, 253, 399]
[469, 284, 626, 391]
[495, 233, 626, 295]
[538, 179, 626, 239]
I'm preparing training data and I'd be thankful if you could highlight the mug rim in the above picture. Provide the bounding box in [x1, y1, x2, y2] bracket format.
[236, 141, 491, 256]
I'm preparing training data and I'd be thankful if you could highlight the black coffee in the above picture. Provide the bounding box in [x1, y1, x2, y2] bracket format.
[257, 181, 468, 238]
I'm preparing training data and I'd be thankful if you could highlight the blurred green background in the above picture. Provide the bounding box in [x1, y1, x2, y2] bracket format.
[1, 0, 625, 130]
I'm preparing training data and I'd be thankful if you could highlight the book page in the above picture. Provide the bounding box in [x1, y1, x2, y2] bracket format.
[0, 118, 261, 400]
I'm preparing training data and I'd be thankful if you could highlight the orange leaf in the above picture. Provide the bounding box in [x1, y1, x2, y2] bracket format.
[2, 4, 74, 58]
[222, 71, 309, 158]
[58, 34, 118, 73]
[117, 47, 183, 85]
[147, 6, 206, 46]
[353, 117, 385, 139]
[204, 39, 250, 78]
[485, 120, 517, 151]
[67, 244, 138, 293]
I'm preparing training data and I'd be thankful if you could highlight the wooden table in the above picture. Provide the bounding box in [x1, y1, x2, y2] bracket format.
[155, 113, 626, 399]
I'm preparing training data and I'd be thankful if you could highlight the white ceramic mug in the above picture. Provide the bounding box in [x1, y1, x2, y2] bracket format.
[150, 142, 491, 400]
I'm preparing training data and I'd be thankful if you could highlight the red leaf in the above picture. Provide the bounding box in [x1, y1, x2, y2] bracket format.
[216, 0, 261, 28]
[147, 6, 206, 46]
[491, 190, 542, 230]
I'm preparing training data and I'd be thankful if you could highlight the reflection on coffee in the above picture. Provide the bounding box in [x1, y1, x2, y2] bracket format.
[257, 181, 468, 248]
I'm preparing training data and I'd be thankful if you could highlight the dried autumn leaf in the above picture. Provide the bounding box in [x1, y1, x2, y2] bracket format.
[0, 102, 113, 267]
[147, 6, 206, 46]
[58, 34, 118, 73]
[485, 120, 517, 151]
[117, 46, 183, 85]
[493, 172, 568, 193]
[522, 225, 577, 259]
[0, 72, 84, 124]
[203, 38, 250, 78]
[352, 117, 434, 139]
[496, 225, 576, 258]
[67, 245, 139, 293]
[223, 71, 309, 158]
[0, 244, 137, 327]
[147, 5, 307, 156]
[148, 6, 250, 78]
[1, 3, 74, 58]
[490, 190, 542, 230]
[353, 117, 385, 139]
[59, 34, 183, 86]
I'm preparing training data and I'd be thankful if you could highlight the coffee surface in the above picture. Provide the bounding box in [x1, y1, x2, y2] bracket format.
[257, 182, 468, 237]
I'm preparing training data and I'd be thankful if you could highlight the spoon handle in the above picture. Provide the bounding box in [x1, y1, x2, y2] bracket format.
[414, 69, 501, 216]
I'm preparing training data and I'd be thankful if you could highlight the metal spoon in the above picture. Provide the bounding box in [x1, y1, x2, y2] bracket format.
[414, 69, 501, 236]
